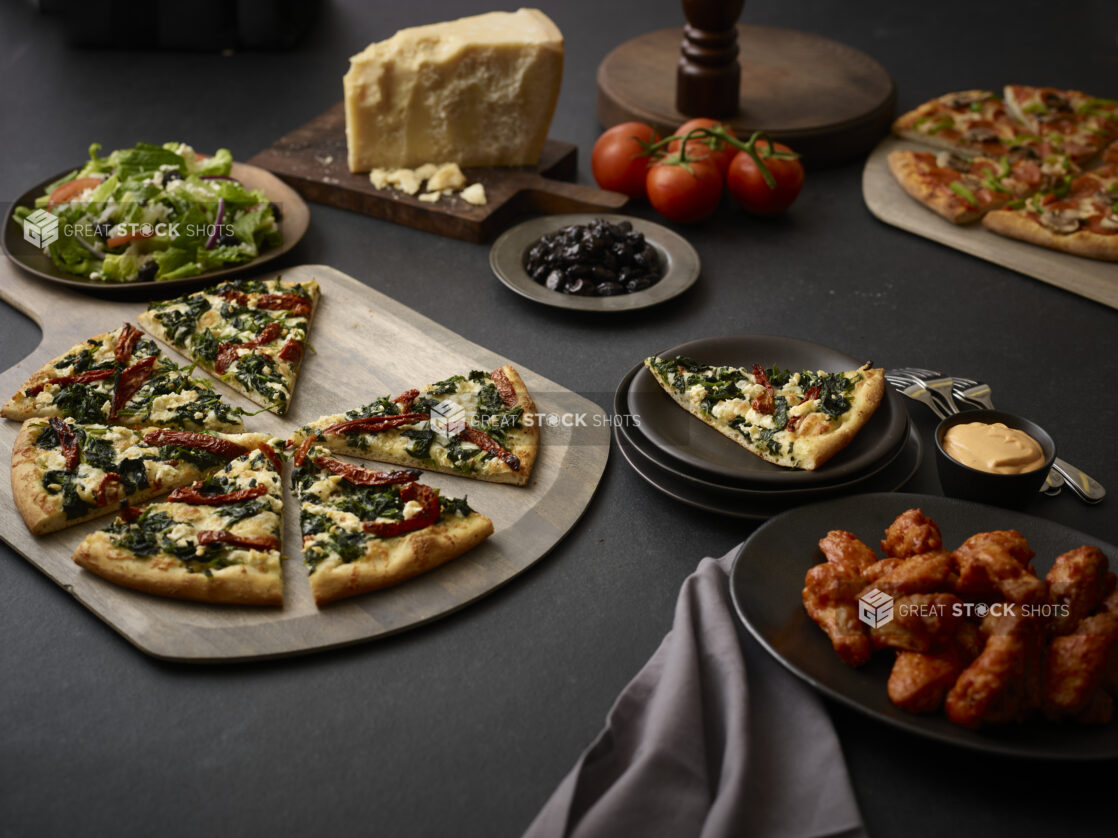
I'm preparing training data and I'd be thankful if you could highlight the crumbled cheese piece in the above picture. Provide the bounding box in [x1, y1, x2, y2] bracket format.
[460, 182, 487, 205]
[369, 168, 390, 189]
[385, 168, 422, 195]
[413, 163, 439, 181]
[418, 192, 442, 203]
[426, 163, 467, 192]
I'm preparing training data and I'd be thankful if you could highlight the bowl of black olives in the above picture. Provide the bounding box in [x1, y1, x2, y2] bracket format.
[489, 214, 700, 311]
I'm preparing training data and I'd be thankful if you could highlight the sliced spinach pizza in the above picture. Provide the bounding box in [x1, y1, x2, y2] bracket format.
[288, 366, 538, 487]
[293, 444, 493, 605]
[72, 440, 285, 605]
[644, 356, 884, 470]
[138, 276, 319, 415]
[1, 322, 246, 431]
[10, 418, 270, 535]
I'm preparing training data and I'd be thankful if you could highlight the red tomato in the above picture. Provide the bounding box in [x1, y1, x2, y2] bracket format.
[667, 118, 738, 175]
[646, 159, 723, 223]
[726, 140, 804, 215]
[591, 122, 660, 199]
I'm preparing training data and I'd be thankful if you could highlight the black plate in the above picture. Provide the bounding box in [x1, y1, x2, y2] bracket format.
[629, 335, 907, 487]
[614, 422, 921, 520]
[614, 362, 910, 499]
[488, 213, 700, 312]
[2, 161, 310, 299]
[730, 492, 1118, 759]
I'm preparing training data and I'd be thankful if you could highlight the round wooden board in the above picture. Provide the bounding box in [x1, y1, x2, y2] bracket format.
[597, 25, 896, 166]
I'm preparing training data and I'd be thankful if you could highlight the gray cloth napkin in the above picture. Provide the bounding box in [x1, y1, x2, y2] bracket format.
[523, 548, 867, 838]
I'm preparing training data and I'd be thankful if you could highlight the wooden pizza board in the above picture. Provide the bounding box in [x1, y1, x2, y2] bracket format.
[863, 136, 1118, 310]
[0, 262, 610, 661]
[247, 103, 628, 243]
[596, 25, 896, 167]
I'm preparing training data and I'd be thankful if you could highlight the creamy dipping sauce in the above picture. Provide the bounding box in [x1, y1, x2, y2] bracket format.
[942, 422, 1046, 474]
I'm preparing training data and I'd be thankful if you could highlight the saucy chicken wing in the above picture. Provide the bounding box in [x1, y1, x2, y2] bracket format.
[888, 647, 968, 714]
[818, 530, 878, 574]
[945, 614, 1044, 728]
[953, 530, 1046, 604]
[870, 592, 963, 653]
[881, 508, 943, 559]
[1046, 546, 1116, 635]
[863, 550, 953, 597]
[803, 561, 871, 667]
[1043, 612, 1118, 722]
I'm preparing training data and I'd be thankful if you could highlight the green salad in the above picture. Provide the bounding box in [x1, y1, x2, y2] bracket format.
[13, 142, 283, 282]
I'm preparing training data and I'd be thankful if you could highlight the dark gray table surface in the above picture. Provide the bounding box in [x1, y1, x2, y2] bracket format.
[2, 1, 1116, 836]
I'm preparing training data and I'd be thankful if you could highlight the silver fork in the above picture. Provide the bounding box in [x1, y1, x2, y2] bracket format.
[884, 373, 948, 419]
[890, 367, 960, 414]
[950, 376, 1105, 504]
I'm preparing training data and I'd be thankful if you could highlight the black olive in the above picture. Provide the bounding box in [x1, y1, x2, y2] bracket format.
[268, 201, 283, 222]
[161, 169, 183, 186]
[137, 261, 158, 281]
[616, 220, 632, 233]
[590, 266, 617, 283]
[596, 281, 624, 296]
[216, 233, 239, 247]
[564, 277, 592, 295]
[544, 270, 564, 290]
[528, 219, 665, 297]
[627, 277, 654, 292]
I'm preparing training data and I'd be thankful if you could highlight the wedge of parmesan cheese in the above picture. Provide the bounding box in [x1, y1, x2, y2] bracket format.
[344, 9, 564, 171]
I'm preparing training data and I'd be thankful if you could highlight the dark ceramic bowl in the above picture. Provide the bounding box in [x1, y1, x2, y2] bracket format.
[934, 409, 1055, 508]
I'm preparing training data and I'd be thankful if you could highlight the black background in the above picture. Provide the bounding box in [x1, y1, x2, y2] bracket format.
[1, 1, 1116, 835]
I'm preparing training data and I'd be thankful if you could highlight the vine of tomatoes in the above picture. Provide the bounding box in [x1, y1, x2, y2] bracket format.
[591, 118, 805, 223]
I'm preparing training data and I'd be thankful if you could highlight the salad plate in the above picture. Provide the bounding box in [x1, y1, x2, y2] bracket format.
[3, 149, 309, 298]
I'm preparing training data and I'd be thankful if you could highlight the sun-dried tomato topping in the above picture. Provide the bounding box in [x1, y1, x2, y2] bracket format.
[216, 288, 250, 306]
[458, 426, 520, 470]
[109, 354, 158, 420]
[26, 368, 115, 397]
[802, 385, 821, 403]
[96, 472, 123, 506]
[751, 364, 776, 415]
[143, 430, 248, 460]
[322, 413, 429, 436]
[119, 502, 143, 523]
[393, 388, 420, 413]
[277, 339, 303, 363]
[167, 484, 268, 505]
[47, 417, 81, 471]
[490, 368, 519, 408]
[362, 482, 440, 538]
[291, 435, 317, 467]
[196, 530, 279, 551]
[312, 456, 419, 487]
[255, 293, 311, 317]
[214, 321, 284, 374]
[752, 364, 773, 391]
[115, 322, 144, 364]
[256, 443, 283, 472]
[786, 415, 802, 434]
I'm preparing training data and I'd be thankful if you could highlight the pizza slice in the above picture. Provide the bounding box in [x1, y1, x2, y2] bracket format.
[71, 440, 285, 605]
[1, 322, 246, 431]
[287, 366, 538, 487]
[644, 356, 885, 471]
[982, 167, 1118, 261]
[1004, 85, 1118, 164]
[892, 90, 1024, 157]
[138, 276, 320, 415]
[292, 444, 494, 605]
[11, 418, 271, 535]
[888, 149, 1047, 224]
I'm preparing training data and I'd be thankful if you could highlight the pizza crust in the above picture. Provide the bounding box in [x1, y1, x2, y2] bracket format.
[308, 512, 494, 605]
[887, 150, 984, 224]
[73, 532, 283, 605]
[982, 211, 1118, 261]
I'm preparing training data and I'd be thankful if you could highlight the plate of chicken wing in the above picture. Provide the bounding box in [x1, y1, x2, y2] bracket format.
[730, 492, 1118, 759]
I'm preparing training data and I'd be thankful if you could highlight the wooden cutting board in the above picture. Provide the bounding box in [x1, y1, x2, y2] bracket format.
[0, 262, 610, 661]
[248, 103, 628, 243]
[863, 136, 1118, 310]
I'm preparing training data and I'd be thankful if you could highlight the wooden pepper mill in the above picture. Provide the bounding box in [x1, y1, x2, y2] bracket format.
[676, 0, 744, 117]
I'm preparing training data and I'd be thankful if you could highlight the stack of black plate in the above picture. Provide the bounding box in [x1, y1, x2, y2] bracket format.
[613, 335, 922, 519]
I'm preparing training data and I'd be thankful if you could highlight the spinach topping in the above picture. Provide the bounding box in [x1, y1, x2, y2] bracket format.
[52, 383, 108, 424]
[230, 353, 288, 410]
[81, 435, 117, 472]
[473, 382, 523, 446]
[332, 486, 403, 522]
[219, 498, 269, 525]
[54, 345, 114, 374]
[155, 296, 211, 345]
[430, 375, 465, 395]
[467, 370, 490, 383]
[191, 328, 222, 364]
[158, 443, 225, 471]
[440, 496, 473, 517]
[402, 428, 435, 459]
[108, 510, 176, 557]
[446, 436, 487, 471]
[117, 458, 150, 494]
[41, 470, 94, 520]
[344, 397, 399, 421]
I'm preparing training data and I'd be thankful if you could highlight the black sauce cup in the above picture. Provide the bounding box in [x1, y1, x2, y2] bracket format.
[934, 409, 1056, 508]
